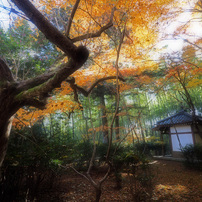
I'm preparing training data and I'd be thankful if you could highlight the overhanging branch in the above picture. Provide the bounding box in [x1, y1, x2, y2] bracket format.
[23, 98, 47, 110]
[15, 62, 82, 105]
[72, 7, 115, 42]
[16, 70, 56, 92]
[11, 0, 89, 65]
[72, 22, 113, 42]
[67, 76, 125, 103]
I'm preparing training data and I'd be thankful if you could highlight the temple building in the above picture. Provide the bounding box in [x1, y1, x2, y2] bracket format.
[153, 110, 202, 158]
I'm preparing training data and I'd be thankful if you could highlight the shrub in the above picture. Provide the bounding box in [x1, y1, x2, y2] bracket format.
[0, 125, 74, 201]
[134, 141, 168, 157]
[112, 148, 153, 200]
[72, 141, 94, 170]
[181, 144, 202, 170]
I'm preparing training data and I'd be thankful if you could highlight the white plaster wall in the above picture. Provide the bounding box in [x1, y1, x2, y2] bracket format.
[171, 133, 193, 151]
[170, 125, 192, 133]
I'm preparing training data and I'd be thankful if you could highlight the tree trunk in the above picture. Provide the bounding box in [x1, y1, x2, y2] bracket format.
[0, 116, 14, 167]
[0, 59, 18, 167]
[95, 187, 102, 202]
[115, 110, 120, 141]
[100, 93, 109, 144]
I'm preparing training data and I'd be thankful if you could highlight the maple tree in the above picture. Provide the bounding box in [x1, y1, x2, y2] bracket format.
[0, 1, 181, 201]
[157, 43, 202, 114]
[0, 0, 87, 167]
[159, 0, 202, 115]
[0, 0, 179, 169]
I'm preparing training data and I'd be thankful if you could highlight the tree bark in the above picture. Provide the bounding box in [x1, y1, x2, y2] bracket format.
[0, 60, 21, 167]
[95, 187, 102, 202]
[99, 90, 109, 144]
[0, 116, 14, 167]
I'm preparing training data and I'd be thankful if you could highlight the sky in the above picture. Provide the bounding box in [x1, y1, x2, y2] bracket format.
[0, 0, 10, 29]
[156, 0, 202, 53]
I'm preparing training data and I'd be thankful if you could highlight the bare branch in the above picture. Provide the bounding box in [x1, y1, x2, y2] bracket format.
[106, 26, 126, 160]
[87, 96, 97, 175]
[183, 38, 202, 50]
[99, 166, 111, 185]
[72, 22, 113, 42]
[66, 0, 81, 37]
[59, 164, 98, 187]
[181, 59, 201, 69]
[71, 7, 115, 42]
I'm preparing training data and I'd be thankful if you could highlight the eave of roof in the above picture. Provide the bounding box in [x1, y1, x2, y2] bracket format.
[153, 110, 202, 131]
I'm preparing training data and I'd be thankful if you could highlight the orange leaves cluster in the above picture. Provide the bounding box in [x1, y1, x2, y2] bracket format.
[13, 98, 81, 129]
[55, 81, 73, 96]
[35, 0, 175, 60]
[35, 0, 176, 86]
[14, 17, 24, 28]
[165, 64, 202, 88]
[187, 67, 202, 88]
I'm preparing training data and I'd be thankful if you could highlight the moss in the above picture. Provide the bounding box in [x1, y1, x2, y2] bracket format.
[15, 86, 38, 101]
[14, 81, 49, 101]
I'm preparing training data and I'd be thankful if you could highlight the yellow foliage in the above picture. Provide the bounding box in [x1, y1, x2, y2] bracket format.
[14, 0, 181, 128]
[14, 17, 24, 28]
[13, 96, 81, 128]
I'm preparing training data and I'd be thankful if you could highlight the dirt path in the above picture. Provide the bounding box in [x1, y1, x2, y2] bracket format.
[152, 160, 202, 201]
[38, 159, 202, 201]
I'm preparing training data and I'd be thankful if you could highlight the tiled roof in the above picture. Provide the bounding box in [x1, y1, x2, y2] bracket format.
[153, 110, 202, 130]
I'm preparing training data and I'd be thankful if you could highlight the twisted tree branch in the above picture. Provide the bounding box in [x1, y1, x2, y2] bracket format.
[68, 75, 125, 100]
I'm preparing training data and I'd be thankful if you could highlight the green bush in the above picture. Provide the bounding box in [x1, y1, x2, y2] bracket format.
[111, 147, 153, 200]
[134, 141, 168, 156]
[72, 141, 94, 170]
[181, 144, 202, 170]
[0, 125, 75, 201]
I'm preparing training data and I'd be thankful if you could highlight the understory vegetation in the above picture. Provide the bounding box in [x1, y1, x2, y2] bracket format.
[181, 144, 202, 170]
[0, 125, 156, 201]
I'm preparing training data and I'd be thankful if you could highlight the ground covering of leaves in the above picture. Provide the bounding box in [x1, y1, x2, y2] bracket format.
[38, 159, 202, 201]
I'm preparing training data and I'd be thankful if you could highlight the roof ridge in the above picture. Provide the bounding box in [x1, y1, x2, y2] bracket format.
[157, 110, 191, 124]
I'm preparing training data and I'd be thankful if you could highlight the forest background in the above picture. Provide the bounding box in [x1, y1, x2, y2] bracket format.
[0, 0, 202, 201]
